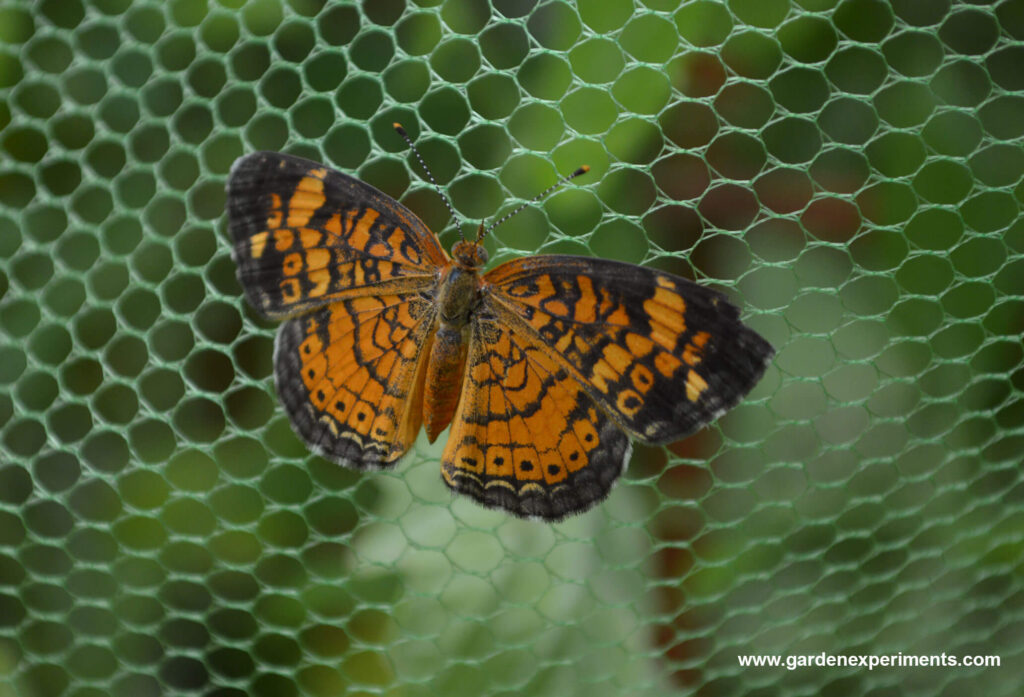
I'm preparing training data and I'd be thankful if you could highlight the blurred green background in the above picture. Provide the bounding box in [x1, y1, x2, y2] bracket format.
[2, 0, 1023, 695]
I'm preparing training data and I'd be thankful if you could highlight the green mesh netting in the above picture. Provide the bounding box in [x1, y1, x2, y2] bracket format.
[2, 0, 1024, 695]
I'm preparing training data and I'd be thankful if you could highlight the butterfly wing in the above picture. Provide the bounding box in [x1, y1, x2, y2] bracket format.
[227, 151, 448, 319]
[441, 314, 632, 520]
[483, 256, 774, 445]
[227, 152, 448, 468]
[274, 291, 437, 469]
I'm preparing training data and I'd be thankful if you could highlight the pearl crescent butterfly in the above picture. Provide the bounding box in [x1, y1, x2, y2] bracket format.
[226, 126, 774, 521]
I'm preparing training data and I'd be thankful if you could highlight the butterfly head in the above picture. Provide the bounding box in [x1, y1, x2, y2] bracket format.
[451, 238, 488, 268]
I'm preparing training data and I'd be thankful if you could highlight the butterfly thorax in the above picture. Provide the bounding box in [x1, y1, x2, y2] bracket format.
[435, 264, 479, 325]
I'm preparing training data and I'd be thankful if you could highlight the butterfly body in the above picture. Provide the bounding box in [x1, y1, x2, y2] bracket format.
[227, 151, 774, 520]
[423, 259, 480, 443]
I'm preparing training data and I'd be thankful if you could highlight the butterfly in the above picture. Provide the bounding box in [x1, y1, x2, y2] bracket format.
[226, 124, 774, 521]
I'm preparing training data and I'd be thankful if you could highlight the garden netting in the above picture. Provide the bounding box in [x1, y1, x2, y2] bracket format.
[1, 1, 1023, 695]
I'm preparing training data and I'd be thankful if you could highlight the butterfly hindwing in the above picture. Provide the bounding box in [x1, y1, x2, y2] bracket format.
[484, 256, 774, 445]
[227, 151, 447, 319]
[441, 314, 631, 520]
[274, 292, 437, 469]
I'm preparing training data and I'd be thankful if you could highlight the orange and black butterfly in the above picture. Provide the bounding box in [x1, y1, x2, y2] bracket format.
[226, 125, 773, 521]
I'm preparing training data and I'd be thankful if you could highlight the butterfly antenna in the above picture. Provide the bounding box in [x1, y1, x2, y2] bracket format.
[480, 165, 590, 241]
[393, 123, 464, 241]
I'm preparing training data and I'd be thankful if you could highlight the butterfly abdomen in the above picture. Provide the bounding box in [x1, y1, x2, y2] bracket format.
[423, 325, 468, 443]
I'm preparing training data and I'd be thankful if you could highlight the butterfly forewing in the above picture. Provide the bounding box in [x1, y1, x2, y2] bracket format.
[227, 151, 447, 319]
[483, 256, 775, 444]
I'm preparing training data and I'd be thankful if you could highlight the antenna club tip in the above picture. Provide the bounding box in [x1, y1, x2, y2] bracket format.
[573, 165, 590, 177]
[393, 122, 407, 135]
